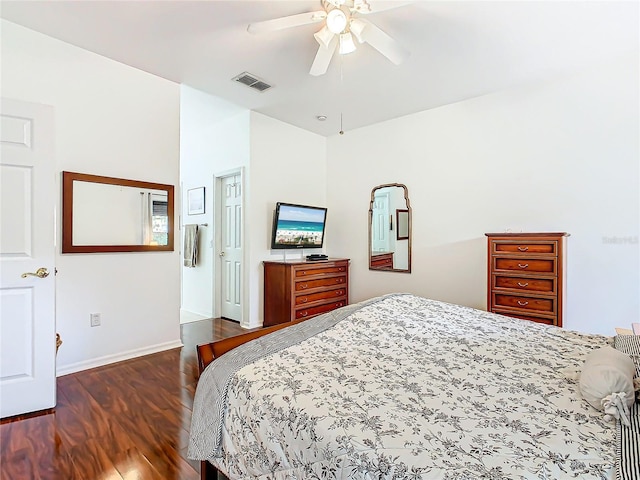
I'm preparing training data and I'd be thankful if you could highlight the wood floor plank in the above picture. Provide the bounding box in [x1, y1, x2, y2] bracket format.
[30, 442, 79, 480]
[67, 438, 124, 480]
[1, 446, 37, 480]
[75, 370, 132, 416]
[0, 419, 30, 455]
[1, 317, 248, 479]
[112, 447, 165, 480]
[137, 444, 199, 480]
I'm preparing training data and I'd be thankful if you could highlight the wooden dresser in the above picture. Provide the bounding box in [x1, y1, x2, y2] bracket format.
[370, 252, 394, 269]
[263, 258, 349, 327]
[486, 233, 568, 327]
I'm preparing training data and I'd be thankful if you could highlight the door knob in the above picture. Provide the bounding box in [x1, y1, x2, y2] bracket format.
[21, 267, 49, 279]
[219, 252, 225, 257]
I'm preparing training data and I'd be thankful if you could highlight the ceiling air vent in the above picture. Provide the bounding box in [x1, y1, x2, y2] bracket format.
[232, 72, 272, 92]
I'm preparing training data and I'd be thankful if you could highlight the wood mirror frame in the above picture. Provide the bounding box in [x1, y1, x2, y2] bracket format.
[62, 171, 175, 253]
[368, 183, 412, 273]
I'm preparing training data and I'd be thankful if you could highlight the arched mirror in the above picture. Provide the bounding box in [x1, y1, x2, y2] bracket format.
[369, 183, 411, 273]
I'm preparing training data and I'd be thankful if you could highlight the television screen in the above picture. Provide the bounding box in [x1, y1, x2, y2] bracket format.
[271, 202, 327, 249]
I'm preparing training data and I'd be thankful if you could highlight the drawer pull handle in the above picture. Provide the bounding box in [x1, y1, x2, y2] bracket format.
[300, 283, 308, 289]
[301, 311, 308, 317]
[337, 278, 344, 283]
[517, 282, 529, 287]
[301, 297, 308, 303]
[517, 246, 529, 252]
[337, 303, 343, 307]
[335, 290, 343, 296]
[517, 300, 529, 306]
[517, 263, 529, 269]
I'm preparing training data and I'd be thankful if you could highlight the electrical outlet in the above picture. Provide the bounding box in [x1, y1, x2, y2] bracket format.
[90, 313, 101, 327]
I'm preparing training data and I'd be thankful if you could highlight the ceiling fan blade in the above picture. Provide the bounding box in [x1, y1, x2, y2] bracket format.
[248, 10, 326, 34]
[309, 36, 338, 76]
[360, 21, 409, 65]
[361, 1, 415, 14]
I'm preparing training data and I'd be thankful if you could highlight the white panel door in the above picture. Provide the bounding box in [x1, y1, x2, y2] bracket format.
[371, 191, 390, 253]
[220, 173, 242, 322]
[0, 98, 56, 418]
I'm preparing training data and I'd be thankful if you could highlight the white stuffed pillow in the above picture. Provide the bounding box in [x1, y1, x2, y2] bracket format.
[579, 346, 636, 426]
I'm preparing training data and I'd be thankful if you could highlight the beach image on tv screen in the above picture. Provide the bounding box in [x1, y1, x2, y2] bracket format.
[275, 205, 325, 246]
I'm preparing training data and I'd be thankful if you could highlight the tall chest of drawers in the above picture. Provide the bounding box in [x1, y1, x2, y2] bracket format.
[486, 233, 568, 327]
[263, 258, 349, 327]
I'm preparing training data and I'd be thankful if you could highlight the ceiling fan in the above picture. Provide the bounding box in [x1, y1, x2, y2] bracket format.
[247, 0, 411, 76]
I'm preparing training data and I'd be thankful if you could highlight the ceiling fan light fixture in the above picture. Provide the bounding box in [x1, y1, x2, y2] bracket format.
[350, 18, 367, 43]
[314, 25, 334, 48]
[339, 32, 357, 54]
[353, 0, 371, 13]
[326, 8, 348, 34]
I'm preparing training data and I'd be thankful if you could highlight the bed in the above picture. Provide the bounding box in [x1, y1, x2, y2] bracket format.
[188, 293, 639, 480]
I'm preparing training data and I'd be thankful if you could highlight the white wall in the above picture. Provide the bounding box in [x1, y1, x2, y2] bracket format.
[179, 85, 250, 320]
[1, 20, 182, 374]
[326, 54, 639, 336]
[248, 112, 327, 327]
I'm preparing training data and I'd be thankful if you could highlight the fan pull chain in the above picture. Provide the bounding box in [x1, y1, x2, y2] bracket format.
[339, 54, 345, 135]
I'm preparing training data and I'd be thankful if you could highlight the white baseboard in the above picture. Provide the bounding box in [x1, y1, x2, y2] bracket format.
[180, 309, 210, 324]
[56, 339, 184, 377]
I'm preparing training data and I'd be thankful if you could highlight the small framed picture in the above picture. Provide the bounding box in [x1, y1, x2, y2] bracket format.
[187, 187, 205, 215]
[396, 209, 409, 240]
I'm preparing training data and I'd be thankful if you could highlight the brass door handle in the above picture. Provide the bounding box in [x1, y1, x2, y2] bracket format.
[21, 267, 49, 279]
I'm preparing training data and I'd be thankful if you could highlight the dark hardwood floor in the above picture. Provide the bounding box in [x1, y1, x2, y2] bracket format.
[0, 317, 252, 480]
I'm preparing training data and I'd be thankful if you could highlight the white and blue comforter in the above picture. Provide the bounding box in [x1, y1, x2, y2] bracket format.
[189, 294, 617, 479]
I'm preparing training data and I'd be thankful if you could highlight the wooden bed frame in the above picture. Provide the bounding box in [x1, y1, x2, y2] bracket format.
[195, 318, 309, 480]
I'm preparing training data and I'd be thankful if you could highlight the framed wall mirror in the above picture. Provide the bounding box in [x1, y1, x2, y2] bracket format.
[62, 171, 175, 253]
[369, 183, 411, 273]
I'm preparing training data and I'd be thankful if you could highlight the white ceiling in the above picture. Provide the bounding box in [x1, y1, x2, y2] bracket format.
[1, 1, 637, 137]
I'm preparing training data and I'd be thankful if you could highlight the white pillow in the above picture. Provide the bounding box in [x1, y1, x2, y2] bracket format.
[579, 346, 636, 426]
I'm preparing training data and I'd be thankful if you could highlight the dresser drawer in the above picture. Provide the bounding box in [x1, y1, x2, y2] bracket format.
[493, 309, 556, 326]
[492, 275, 556, 294]
[295, 275, 347, 291]
[294, 264, 348, 278]
[295, 287, 346, 306]
[295, 300, 346, 319]
[492, 241, 557, 256]
[493, 257, 556, 274]
[493, 293, 556, 314]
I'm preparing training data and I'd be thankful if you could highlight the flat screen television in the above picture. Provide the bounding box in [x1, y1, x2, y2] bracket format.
[271, 202, 327, 249]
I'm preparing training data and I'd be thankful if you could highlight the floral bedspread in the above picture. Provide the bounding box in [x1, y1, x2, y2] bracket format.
[203, 294, 616, 479]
